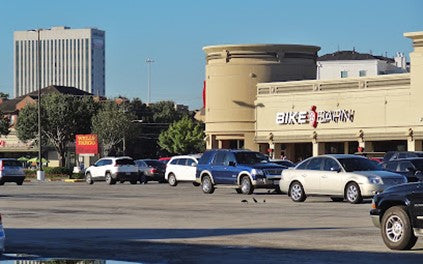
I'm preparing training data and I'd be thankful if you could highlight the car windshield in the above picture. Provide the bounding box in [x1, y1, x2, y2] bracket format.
[2, 160, 22, 167]
[116, 159, 135, 165]
[337, 157, 380, 172]
[235, 152, 268, 165]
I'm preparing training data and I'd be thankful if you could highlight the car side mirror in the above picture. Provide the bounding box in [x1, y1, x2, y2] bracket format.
[191, 162, 197, 167]
[228, 161, 236, 167]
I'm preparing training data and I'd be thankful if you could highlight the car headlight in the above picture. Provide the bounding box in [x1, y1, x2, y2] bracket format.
[369, 176, 383, 184]
[251, 169, 264, 176]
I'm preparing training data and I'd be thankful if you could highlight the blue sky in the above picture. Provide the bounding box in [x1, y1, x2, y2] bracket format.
[0, 0, 422, 109]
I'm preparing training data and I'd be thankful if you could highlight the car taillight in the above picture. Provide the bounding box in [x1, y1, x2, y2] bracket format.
[0, 161, 3, 171]
[150, 168, 157, 173]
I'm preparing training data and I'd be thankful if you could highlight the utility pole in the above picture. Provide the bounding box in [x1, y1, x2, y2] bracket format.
[146, 58, 154, 104]
[34, 29, 45, 181]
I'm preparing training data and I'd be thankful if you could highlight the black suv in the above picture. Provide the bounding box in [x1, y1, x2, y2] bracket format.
[370, 182, 423, 250]
[195, 149, 285, 194]
[380, 157, 423, 182]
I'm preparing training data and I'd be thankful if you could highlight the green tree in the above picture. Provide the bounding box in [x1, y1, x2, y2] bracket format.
[16, 93, 98, 167]
[158, 116, 205, 155]
[148, 100, 189, 123]
[0, 92, 9, 100]
[92, 102, 136, 156]
[0, 111, 10, 136]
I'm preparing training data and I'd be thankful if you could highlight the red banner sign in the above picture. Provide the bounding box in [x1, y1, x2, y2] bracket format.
[76, 134, 98, 155]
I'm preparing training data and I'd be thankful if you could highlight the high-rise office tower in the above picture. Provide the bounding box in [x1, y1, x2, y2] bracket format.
[14, 26, 105, 97]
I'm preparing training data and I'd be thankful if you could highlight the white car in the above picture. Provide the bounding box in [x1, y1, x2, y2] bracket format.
[0, 213, 5, 253]
[279, 154, 407, 204]
[85, 157, 139, 185]
[165, 155, 200, 187]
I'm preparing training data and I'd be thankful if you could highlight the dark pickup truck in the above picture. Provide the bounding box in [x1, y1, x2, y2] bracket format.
[370, 182, 423, 250]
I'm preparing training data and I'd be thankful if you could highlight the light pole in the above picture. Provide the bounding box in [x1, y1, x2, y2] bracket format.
[146, 58, 154, 104]
[32, 29, 45, 181]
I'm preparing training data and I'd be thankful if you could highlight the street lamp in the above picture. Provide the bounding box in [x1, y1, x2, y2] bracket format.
[146, 58, 154, 104]
[31, 29, 45, 181]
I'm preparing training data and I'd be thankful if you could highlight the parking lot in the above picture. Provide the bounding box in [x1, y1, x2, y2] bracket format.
[0, 181, 422, 263]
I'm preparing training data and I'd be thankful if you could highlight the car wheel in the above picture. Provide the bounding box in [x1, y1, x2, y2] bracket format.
[105, 173, 116, 185]
[201, 175, 215, 194]
[192, 182, 200, 187]
[168, 173, 177, 186]
[85, 172, 94, 185]
[130, 180, 138, 184]
[381, 206, 418, 250]
[0, 181, 4, 185]
[17, 180, 24, 186]
[289, 181, 306, 202]
[235, 188, 242, 194]
[331, 197, 344, 202]
[240, 176, 254, 195]
[345, 182, 362, 204]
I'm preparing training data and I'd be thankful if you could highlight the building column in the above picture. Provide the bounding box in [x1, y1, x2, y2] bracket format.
[312, 142, 324, 156]
[344, 142, 350, 154]
[407, 139, 422, 151]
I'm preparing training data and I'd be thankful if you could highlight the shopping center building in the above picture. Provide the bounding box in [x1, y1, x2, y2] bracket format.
[203, 31, 423, 162]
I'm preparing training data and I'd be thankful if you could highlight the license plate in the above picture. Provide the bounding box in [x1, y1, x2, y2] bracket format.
[273, 180, 280, 185]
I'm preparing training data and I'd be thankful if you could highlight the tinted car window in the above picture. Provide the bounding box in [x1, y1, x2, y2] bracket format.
[296, 159, 311, 170]
[223, 152, 237, 165]
[411, 160, 423, 171]
[177, 159, 188, 165]
[95, 160, 105, 166]
[144, 160, 165, 168]
[323, 158, 340, 171]
[2, 160, 22, 167]
[306, 157, 324, 171]
[213, 151, 226, 165]
[198, 151, 215, 165]
[234, 152, 268, 165]
[337, 158, 379, 172]
[104, 159, 113, 165]
[169, 159, 178, 165]
[385, 162, 398, 171]
[116, 159, 135, 165]
[185, 159, 197, 166]
[136, 160, 147, 167]
[399, 161, 414, 172]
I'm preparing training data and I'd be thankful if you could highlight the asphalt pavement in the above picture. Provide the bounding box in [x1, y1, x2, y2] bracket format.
[0, 181, 422, 263]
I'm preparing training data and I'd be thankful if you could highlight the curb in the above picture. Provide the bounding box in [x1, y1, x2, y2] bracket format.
[64, 179, 85, 183]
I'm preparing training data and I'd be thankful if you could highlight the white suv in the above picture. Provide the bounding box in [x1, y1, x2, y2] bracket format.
[165, 155, 200, 187]
[85, 157, 139, 185]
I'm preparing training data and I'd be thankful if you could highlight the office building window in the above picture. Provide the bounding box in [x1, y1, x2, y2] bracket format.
[340, 71, 348, 78]
[359, 70, 367, 77]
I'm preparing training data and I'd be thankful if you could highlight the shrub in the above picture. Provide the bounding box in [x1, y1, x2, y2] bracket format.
[43, 167, 72, 176]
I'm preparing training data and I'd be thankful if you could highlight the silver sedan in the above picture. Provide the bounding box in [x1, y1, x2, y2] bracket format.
[279, 154, 407, 204]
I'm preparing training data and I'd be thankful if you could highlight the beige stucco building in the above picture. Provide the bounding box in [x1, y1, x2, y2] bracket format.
[203, 31, 423, 162]
[203, 44, 320, 151]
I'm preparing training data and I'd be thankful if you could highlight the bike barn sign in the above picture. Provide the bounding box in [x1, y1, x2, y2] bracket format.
[276, 106, 355, 128]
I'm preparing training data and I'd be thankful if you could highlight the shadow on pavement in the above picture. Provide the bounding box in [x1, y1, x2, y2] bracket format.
[2, 227, 423, 263]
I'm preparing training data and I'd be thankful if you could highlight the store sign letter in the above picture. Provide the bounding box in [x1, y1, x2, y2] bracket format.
[76, 134, 99, 155]
[276, 106, 354, 128]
